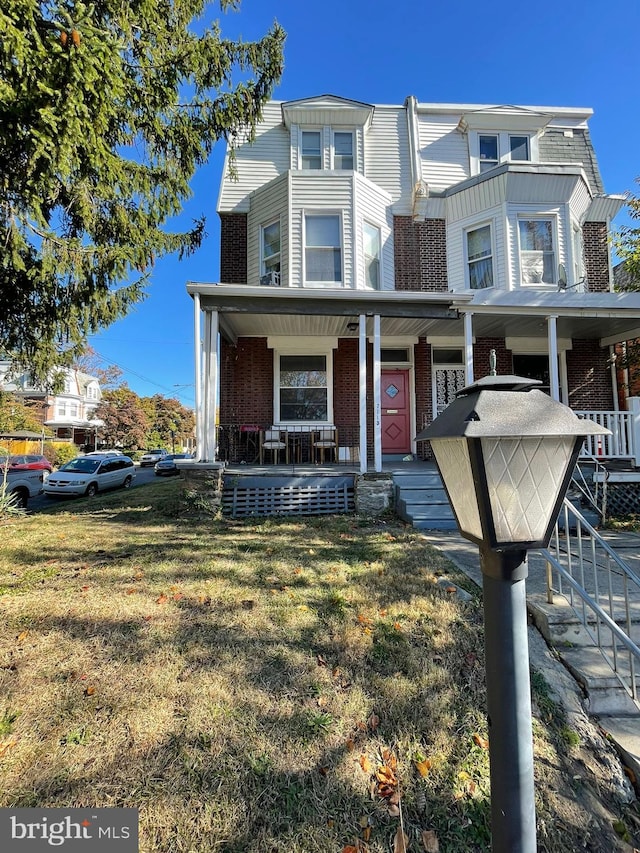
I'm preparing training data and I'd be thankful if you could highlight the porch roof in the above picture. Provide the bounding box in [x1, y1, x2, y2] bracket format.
[186, 283, 640, 347]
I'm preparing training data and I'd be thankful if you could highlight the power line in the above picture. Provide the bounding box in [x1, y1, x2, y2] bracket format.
[91, 349, 195, 403]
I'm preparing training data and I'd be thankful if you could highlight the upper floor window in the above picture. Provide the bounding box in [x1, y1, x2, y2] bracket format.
[301, 131, 322, 169]
[69, 403, 78, 417]
[333, 132, 353, 170]
[87, 385, 97, 400]
[57, 402, 66, 416]
[474, 131, 534, 175]
[305, 215, 342, 284]
[518, 218, 556, 285]
[466, 224, 493, 289]
[261, 220, 281, 278]
[363, 222, 381, 289]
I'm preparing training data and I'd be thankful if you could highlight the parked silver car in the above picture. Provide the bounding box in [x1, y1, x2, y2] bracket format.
[140, 449, 169, 467]
[44, 454, 136, 498]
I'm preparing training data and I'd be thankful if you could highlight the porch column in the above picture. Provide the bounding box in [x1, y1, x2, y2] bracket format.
[193, 293, 203, 461]
[373, 314, 382, 472]
[359, 314, 368, 474]
[204, 310, 219, 462]
[464, 312, 474, 384]
[547, 315, 560, 401]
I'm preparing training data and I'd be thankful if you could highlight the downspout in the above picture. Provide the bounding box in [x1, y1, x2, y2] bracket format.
[406, 96, 428, 216]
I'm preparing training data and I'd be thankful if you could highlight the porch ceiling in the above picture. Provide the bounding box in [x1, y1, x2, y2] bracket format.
[187, 283, 640, 347]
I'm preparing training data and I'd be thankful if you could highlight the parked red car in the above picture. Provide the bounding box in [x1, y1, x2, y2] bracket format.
[1, 454, 53, 474]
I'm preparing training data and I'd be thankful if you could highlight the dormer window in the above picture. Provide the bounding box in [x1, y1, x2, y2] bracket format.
[471, 131, 537, 175]
[301, 131, 322, 169]
[333, 132, 353, 170]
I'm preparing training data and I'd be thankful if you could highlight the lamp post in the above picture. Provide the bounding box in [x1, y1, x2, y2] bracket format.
[417, 374, 609, 853]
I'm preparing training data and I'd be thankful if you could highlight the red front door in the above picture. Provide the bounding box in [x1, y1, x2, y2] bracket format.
[381, 369, 411, 453]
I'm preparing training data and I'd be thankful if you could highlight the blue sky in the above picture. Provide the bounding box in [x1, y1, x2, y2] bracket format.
[88, 0, 640, 404]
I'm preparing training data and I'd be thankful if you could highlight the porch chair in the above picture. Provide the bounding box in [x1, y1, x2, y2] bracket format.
[259, 429, 288, 464]
[311, 427, 338, 464]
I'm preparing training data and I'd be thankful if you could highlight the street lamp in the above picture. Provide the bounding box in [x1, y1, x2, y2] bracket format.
[417, 374, 609, 853]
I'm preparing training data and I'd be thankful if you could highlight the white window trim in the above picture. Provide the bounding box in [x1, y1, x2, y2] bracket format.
[470, 131, 539, 175]
[299, 128, 323, 170]
[260, 218, 281, 277]
[465, 221, 495, 291]
[271, 340, 336, 426]
[516, 214, 558, 288]
[302, 210, 344, 288]
[331, 129, 355, 170]
[363, 220, 382, 291]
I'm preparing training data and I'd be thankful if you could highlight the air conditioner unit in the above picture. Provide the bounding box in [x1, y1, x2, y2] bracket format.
[260, 271, 280, 287]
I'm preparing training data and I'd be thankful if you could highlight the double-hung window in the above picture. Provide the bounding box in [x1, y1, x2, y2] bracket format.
[305, 215, 342, 284]
[518, 219, 556, 285]
[466, 225, 493, 289]
[363, 222, 381, 289]
[301, 131, 322, 169]
[279, 355, 328, 422]
[261, 220, 281, 278]
[509, 135, 530, 161]
[479, 135, 499, 172]
[333, 132, 353, 169]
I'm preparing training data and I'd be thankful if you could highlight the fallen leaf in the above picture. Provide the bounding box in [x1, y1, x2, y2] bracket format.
[318, 765, 329, 776]
[342, 846, 358, 853]
[133, 571, 144, 580]
[83, 685, 95, 696]
[379, 608, 388, 616]
[125, 588, 136, 595]
[367, 712, 380, 730]
[173, 593, 184, 601]
[376, 766, 397, 786]
[363, 826, 371, 842]
[346, 738, 355, 752]
[415, 757, 432, 778]
[393, 622, 402, 631]
[143, 615, 152, 621]
[381, 748, 397, 771]
[359, 754, 372, 773]
[16, 631, 29, 644]
[156, 594, 168, 604]
[422, 829, 440, 852]
[317, 654, 327, 667]
[81, 585, 89, 591]
[388, 803, 400, 817]
[473, 733, 489, 750]
[0, 735, 18, 757]
[393, 825, 409, 853]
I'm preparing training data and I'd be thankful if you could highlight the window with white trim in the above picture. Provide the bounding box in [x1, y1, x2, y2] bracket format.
[278, 354, 328, 422]
[333, 131, 353, 169]
[518, 218, 556, 285]
[69, 403, 78, 417]
[473, 131, 534, 174]
[363, 221, 381, 289]
[57, 402, 66, 416]
[466, 224, 494, 289]
[301, 131, 322, 169]
[304, 214, 342, 284]
[261, 220, 281, 277]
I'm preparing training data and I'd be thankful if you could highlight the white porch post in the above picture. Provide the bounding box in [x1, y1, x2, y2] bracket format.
[205, 310, 219, 461]
[202, 312, 211, 461]
[359, 315, 368, 474]
[193, 293, 203, 461]
[373, 315, 382, 472]
[547, 315, 560, 401]
[464, 312, 474, 384]
[629, 397, 640, 467]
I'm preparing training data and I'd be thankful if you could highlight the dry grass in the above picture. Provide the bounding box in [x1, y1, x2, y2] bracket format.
[0, 482, 637, 852]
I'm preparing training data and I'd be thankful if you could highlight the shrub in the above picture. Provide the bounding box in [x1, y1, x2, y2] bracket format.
[53, 444, 79, 467]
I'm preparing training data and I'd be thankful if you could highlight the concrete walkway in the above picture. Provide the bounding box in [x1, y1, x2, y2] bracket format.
[421, 529, 640, 785]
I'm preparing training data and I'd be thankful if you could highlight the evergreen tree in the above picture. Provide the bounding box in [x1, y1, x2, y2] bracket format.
[0, 1, 284, 384]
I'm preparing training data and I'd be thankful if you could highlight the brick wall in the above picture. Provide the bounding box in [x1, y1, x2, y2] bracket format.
[219, 213, 248, 284]
[566, 340, 613, 409]
[414, 339, 433, 459]
[394, 217, 448, 292]
[219, 338, 273, 424]
[583, 222, 610, 293]
[473, 338, 512, 380]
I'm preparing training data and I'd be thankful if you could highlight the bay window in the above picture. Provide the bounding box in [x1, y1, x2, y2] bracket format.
[519, 219, 556, 285]
[305, 215, 342, 284]
[466, 224, 494, 289]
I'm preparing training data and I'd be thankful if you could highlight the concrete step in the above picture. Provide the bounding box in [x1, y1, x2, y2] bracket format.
[560, 646, 640, 715]
[394, 487, 449, 502]
[393, 473, 444, 489]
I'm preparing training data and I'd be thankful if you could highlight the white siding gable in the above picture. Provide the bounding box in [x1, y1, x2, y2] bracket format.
[418, 113, 469, 194]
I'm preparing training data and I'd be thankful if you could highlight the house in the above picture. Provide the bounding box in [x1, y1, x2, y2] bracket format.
[0, 361, 103, 448]
[186, 94, 640, 478]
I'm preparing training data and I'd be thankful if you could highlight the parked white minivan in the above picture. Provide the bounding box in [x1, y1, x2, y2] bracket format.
[44, 454, 136, 498]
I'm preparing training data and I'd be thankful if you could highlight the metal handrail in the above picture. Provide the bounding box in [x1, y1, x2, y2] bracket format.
[541, 499, 640, 704]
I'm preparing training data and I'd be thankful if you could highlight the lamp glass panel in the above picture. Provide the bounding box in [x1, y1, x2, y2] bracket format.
[481, 435, 575, 543]
[431, 437, 483, 541]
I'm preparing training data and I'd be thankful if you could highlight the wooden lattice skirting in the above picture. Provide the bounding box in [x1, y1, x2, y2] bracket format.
[222, 482, 355, 518]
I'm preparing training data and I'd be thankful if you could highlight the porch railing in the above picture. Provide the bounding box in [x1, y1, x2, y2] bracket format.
[541, 499, 640, 707]
[214, 424, 361, 466]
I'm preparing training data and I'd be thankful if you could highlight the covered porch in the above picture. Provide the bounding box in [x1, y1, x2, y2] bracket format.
[187, 283, 640, 472]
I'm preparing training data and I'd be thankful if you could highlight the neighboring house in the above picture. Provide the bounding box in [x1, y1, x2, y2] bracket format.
[0, 361, 102, 447]
[187, 94, 640, 470]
